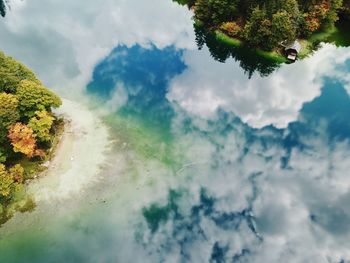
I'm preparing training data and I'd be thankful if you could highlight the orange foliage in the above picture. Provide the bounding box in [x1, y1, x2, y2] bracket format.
[7, 123, 38, 158]
[305, 16, 321, 32]
[304, 0, 331, 33]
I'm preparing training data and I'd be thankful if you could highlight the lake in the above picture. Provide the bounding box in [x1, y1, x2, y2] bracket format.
[0, 0, 350, 262]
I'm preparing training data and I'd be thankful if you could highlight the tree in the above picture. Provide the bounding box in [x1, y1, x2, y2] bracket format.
[244, 8, 274, 50]
[0, 51, 61, 223]
[271, 11, 297, 45]
[9, 164, 24, 184]
[0, 51, 40, 94]
[343, 0, 350, 16]
[325, 0, 343, 26]
[16, 80, 62, 118]
[0, 164, 14, 197]
[189, 0, 345, 51]
[0, 94, 17, 164]
[0, 93, 19, 145]
[7, 123, 38, 158]
[0, 148, 6, 163]
[0, 164, 23, 198]
[219, 22, 242, 37]
[194, 0, 238, 26]
[28, 110, 55, 143]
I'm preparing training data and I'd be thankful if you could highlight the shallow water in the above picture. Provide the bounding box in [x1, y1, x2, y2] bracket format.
[1, 0, 350, 262]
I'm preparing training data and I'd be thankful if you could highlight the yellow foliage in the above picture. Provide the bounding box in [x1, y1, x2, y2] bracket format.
[0, 164, 14, 197]
[9, 164, 24, 184]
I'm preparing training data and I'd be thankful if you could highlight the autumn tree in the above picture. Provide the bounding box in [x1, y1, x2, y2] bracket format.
[0, 50, 61, 223]
[7, 123, 38, 158]
[189, 0, 346, 50]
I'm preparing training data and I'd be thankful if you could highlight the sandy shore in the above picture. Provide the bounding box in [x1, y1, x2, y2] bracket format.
[0, 98, 112, 237]
[28, 99, 111, 202]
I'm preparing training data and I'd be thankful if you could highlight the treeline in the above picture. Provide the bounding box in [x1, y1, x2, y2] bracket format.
[182, 0, 349, 50]
[0, 51, 61, 222]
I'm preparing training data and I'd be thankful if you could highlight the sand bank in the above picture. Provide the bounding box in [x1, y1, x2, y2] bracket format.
[28, 98, 111, 202]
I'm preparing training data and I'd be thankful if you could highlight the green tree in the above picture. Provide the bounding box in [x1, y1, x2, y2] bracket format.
[0, 147, 6, 163]
[9, 164, 24, 184]
[324, 0, 343, 26]
[28, 110, 55, 143]
[0, 51, 40, 93]
[244, 8, 274, 50]
[0, 93, 20, 128]
[0, 164, 14, 198]
[271, 11, 297, 45]
[195, 0, 238, 26]
[0, 93, 20, 144]
[0, 164, 23, 199]
[16, 80, 62, 118]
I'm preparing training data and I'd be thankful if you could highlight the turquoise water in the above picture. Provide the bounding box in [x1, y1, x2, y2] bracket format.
[1, 1, 350, 262]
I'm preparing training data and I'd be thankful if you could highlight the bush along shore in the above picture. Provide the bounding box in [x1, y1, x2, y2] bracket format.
[0, 51, 62, 225]
[175, 0, 350, 62]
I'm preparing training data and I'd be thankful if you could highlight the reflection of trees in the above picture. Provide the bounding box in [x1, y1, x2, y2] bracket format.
[194, 25, 281, 78]
[0, 0, 6, 17]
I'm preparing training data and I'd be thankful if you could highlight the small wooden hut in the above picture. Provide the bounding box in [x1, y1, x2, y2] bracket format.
[285, 41, 302, 61]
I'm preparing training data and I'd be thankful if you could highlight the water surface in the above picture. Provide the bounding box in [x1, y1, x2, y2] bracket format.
[1, 0, 350, 262]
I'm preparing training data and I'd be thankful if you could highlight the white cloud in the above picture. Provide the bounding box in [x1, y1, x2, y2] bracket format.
[1, 1, 350, 262]
[0, 0, 195, 99]
[167, 44, 350, 129]
[135, 106, 350, 262]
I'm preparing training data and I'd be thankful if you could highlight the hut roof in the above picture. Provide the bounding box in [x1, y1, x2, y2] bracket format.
[285, 41, 302, 53]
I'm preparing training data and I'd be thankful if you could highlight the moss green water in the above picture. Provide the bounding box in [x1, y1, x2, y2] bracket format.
[105, 114, 179, 167]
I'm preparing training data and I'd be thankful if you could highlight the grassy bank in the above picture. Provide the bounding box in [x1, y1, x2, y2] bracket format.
[215, 31, 288, 63]
[299, 19, 350, 58]
[215, 17, 350, 62]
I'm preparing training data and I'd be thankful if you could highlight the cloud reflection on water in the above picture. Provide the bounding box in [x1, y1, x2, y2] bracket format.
[85, 42, 350, 262]
[1, 0, 350, 262]
[168, 44, 350, 129]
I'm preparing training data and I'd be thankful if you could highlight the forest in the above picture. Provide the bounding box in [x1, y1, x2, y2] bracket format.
[181, 0, 350, 51]
[0, 51, 62, 223]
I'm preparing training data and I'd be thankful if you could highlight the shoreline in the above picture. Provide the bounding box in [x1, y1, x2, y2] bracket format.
[29, 98, 111, 202]
[0, 98, 111, 233]
[198, 18, 350, 63]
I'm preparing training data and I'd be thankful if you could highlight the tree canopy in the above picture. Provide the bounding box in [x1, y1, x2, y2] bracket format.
[185, 0, 347, 50]
[0, 51, 62, 221]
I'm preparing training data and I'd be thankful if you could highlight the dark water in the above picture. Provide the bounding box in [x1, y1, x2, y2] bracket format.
[1, 1, 350, 262]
